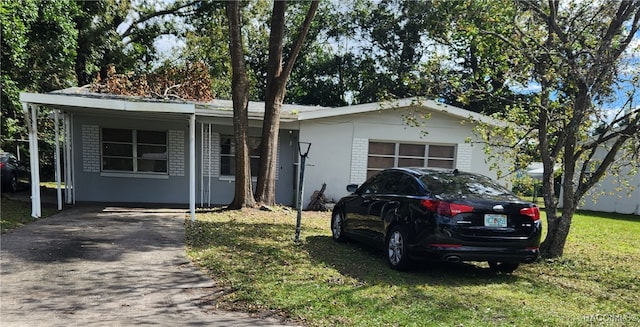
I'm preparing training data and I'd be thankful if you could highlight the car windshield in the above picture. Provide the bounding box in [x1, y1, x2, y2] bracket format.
[419, 172, 513, 197]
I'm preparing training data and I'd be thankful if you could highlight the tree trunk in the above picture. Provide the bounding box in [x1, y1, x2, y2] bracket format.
[255, 1, 287, 206]
[226, 1, 256, 209]
[540, 179, 576, 258]
[255, 1, 319, 205]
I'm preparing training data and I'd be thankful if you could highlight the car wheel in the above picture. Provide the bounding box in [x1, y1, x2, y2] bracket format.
[386, 225, 412, 271]
[488, 261, 520, 273]
[331, 210, 347, 242]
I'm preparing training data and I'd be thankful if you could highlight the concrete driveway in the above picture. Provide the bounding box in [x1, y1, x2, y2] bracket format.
[1, 205, 291, 326]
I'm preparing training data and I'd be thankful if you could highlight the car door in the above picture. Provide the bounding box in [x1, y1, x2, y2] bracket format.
[362, 171, 406, 244]
[342, 175, 381, 239]
[13, 156, 30, 186]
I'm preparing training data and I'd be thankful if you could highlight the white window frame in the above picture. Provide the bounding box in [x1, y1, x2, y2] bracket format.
[219, 135, 261, 178]
[101, 128, 168, 177]
[367, 141, 456, 177]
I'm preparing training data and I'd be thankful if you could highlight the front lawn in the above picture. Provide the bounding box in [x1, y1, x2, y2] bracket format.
[187, 208, 639, 326]
[1, 190, 57, 233]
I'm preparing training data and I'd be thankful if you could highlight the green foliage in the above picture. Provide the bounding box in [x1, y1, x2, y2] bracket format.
[457, 0, 640, 257]
[1, 0, 79, 176]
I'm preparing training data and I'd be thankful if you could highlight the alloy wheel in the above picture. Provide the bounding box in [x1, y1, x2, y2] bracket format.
[388, 230, 404, 266]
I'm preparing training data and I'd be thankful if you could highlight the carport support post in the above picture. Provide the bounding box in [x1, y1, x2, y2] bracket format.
[22, 103, 41, 218]
[54, 110, 62, 210]
[189, 114, 196, 222]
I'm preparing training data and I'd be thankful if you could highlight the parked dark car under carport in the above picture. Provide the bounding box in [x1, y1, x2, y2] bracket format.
[331, 167, 542, 273]
[1, 152, 30, 193]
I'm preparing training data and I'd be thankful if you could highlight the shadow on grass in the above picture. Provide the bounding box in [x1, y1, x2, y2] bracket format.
[304, 235, 519, 287]
[187, 218, 519, 289]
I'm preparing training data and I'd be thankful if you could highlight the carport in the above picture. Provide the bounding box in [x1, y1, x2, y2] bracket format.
[19, 91, 198, 221]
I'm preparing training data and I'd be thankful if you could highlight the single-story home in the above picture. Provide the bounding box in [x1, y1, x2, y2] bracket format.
[19, 88, 505, 219]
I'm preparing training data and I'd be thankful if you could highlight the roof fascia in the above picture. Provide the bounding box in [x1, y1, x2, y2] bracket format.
[297, 97, 505, 127]
[20, 92, 195, 114]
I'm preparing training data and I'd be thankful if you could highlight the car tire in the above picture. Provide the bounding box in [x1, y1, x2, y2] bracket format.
[386, 225, 412, 271]
[331, 210, 347, 242]
[488, 261, 520, 273]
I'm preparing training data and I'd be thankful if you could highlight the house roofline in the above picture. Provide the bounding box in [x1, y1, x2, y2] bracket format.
[19, 91, 504, 127]
[298, 97, 505, 126]
[20, 92, 195, 114]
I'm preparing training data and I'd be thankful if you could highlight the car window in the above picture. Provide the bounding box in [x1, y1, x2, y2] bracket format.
[359, 175, 381, 194]
[420, 172, 512, 197]
[377, 172, 401, 194]
[395, 174, 420, 195]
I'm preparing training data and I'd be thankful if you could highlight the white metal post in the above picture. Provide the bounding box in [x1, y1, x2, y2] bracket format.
[22, 104, 41, 218]
[64, 114, 72, 204]
[200, 122, 204, 207]
[189, 114, 196, 221]
[31, 105, 41, 217]
[207, 123, 212, 207]
[70, 113, 75, 204]
[54, 110, 62, 210]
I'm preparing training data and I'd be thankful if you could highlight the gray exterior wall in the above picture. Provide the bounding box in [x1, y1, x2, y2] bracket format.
[73, 114, 298, 206]
[195, 121, 298, 207]
[74, 115, 191, 204]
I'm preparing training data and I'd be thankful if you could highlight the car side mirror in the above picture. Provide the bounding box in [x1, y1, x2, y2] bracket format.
[346, 184, 358, 193]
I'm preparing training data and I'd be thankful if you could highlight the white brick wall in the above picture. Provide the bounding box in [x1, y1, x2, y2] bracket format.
[168, 130, 185, 176]
[82, 125, 100, 173]
[456, 143, 473, 172]
[350, 138, 368, 184]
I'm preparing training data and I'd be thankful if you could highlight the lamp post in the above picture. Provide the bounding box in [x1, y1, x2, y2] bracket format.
[295, 141, 311, 242]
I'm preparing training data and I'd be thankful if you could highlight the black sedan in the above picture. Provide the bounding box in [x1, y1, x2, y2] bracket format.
[331, 168, 542, 273]
[1, 152, 30, 193]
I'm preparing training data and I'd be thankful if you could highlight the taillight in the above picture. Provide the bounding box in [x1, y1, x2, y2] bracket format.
[520, 206, 540, 221]
[421, 199, 439, 212]
[421, 199, 474, 217]
[0, 163, 4, 169]
[449, 203, 474, 216]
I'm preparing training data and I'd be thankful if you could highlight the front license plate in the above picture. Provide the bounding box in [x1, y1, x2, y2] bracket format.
[484, 214, 507, 227]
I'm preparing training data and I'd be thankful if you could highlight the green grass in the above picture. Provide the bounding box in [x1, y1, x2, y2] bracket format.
[186, 208, 640, 327]
[1, 186, 58, 233]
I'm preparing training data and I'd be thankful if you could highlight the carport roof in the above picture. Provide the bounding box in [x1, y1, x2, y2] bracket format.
[19, 87, 329, 123]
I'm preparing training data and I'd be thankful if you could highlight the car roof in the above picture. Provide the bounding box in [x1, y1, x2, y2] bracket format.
[386, 167, 470, 177]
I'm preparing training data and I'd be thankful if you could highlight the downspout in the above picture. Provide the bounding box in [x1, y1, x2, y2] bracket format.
[189, 114, 196, 221]
[22, 103, 41, 218]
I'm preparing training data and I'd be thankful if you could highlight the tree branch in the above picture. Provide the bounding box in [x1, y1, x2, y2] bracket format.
[122, 1, 203, 38]
[281, 1, 320, 80]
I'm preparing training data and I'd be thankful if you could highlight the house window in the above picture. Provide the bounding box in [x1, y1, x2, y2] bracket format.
[220, 135, 261, 176]
[367, 141, 456, 178]
[102, 128, 168, 173]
